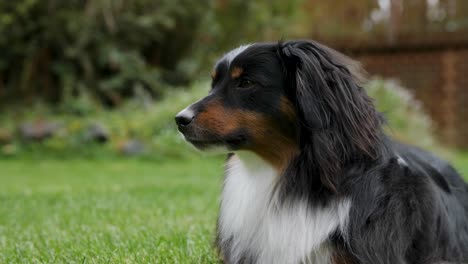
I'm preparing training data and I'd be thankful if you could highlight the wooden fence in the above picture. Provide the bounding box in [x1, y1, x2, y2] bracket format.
[348, 45, 468, 147]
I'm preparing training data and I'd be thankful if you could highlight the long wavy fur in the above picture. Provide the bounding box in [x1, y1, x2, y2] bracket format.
[277, 40, 384, 195]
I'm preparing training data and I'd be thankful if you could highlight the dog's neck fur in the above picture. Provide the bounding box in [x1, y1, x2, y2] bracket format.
[218, 152, 351, 264]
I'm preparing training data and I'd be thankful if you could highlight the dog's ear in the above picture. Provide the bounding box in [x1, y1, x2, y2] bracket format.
[277, 40, 382, 192]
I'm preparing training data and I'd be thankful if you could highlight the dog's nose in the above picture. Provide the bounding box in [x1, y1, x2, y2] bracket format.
[175, 109, 195, 127]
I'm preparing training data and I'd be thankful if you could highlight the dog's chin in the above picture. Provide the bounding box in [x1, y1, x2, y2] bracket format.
[184, 135, 247, 154]
[189, 139, 226, 151]
[194, 143, 231, 155]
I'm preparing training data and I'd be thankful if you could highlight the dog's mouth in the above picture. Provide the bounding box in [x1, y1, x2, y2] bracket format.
[183, 132, 248, 151]
[186, 138, 223, 150]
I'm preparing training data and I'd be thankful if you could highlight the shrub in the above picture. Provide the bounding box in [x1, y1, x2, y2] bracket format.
[0, 0, 210, 107]
[366, 78, 440, 151]
[0, 81, 209, 159]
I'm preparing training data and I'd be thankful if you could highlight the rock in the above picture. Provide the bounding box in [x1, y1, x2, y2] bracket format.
[19, 120, 60, 141]
[119, 139, 145, 156]
[1, 144, 17, 156]
[0, 128, 12, 144]
[85, 122, 109, 143]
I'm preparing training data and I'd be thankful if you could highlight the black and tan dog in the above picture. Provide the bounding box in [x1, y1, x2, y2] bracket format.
[175, 40, 468, 264]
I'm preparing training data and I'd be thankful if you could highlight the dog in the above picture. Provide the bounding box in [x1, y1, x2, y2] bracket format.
[175, 40, 468, 264]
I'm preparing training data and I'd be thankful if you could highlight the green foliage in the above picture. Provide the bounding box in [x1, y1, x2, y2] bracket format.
[0, 81, 210, 159]
[207, 0, 303, 48]
[0, 0, 210, 106]
[366, 78, 438, 150]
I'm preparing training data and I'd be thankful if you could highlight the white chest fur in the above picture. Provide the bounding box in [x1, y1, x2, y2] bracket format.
[218, 153, 351, 264]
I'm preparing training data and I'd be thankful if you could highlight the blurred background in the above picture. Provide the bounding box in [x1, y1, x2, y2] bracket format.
[1, 0, 468, 262]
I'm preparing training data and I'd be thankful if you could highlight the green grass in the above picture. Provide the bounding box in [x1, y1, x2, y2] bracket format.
[0, 154, 467, 263]
[0, 157, 224, 263]
[454, 152, 468, 177]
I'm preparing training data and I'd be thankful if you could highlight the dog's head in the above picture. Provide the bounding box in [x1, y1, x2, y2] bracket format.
[176, 40, 382, 188]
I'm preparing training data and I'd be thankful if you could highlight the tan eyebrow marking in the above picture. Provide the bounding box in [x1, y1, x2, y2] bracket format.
[231, 66, 243, 79]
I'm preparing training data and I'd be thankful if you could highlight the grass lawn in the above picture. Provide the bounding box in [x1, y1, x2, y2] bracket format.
[454, 152, 468, 177]
[0, 156, 224, 263]
[0, 154, 467, 263]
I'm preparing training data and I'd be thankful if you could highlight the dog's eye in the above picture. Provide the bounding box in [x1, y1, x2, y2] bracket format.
[238, 79, 255, 89]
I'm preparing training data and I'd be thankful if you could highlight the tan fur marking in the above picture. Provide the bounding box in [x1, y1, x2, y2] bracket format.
[196, 100, 298, 171]
[231, 67, 243, 79]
